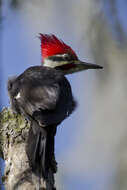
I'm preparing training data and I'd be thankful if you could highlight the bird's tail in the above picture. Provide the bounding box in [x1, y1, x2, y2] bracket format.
[26, 120, 57, 179]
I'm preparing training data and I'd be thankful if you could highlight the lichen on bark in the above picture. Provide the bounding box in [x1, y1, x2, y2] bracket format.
[0, 108, 56, 190]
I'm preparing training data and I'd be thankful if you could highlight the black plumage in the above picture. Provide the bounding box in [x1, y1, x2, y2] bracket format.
[8, 66, 76, 179]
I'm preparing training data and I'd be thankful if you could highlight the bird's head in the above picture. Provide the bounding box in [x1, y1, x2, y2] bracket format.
[39, 34, 103, 75]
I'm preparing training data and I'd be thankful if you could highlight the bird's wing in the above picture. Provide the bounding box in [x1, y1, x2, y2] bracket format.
[29, 83, 60, 110]
[19, 82, 60, 114]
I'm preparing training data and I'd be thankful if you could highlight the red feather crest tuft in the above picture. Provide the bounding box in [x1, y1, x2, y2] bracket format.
[39, 34, 78, 61]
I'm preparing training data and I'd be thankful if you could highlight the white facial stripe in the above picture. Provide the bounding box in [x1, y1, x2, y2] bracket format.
[52, 54, 67, 57]
[43, 59, 69, 68]
[15, 92, 21, 99]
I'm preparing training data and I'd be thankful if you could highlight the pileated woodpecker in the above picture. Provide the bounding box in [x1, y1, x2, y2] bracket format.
[7, 34, 102, 181]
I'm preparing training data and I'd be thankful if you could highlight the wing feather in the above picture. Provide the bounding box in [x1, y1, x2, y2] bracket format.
[20, 83, 60, 113]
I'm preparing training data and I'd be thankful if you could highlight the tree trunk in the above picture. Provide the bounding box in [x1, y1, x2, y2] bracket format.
[0, 108, 56, 190]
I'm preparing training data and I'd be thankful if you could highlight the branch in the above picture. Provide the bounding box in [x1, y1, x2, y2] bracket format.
[0, 108, 56, 190]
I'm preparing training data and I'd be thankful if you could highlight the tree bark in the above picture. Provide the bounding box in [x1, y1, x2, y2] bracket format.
[0, 108, 56, 190]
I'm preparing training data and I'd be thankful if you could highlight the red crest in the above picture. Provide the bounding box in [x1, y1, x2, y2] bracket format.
[39, 34, 78, 61]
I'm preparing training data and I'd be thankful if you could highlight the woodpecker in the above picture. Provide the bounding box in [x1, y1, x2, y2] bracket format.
[7, 34, 102, 184]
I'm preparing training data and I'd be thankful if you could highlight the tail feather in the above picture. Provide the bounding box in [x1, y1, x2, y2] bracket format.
[26, 120, 57, 179]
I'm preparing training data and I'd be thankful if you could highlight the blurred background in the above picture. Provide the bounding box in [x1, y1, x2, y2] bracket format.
[0, 0, 127, 189]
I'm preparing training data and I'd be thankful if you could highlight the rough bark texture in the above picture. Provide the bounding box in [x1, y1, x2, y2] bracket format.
[0, 108, 56, 190]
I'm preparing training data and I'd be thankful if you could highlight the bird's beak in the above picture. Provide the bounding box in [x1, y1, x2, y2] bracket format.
[63, 60, 103, 75]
